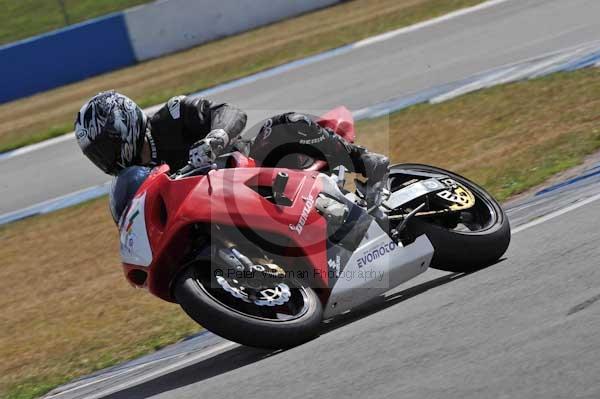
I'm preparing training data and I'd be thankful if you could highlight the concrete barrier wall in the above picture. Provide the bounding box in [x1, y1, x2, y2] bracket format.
[0, 14, 135, 104]
[124, 0, 339, 61]
[0, 0, 339, 104]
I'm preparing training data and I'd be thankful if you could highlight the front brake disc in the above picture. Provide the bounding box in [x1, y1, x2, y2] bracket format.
[216, 276, 291, 307]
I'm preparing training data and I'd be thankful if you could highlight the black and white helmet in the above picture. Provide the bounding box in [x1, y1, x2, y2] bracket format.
[75, 91, 147, 175]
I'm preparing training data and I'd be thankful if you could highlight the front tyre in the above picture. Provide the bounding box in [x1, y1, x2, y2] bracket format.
[391, 164, 511, 273]
[174, 266, 323, 349]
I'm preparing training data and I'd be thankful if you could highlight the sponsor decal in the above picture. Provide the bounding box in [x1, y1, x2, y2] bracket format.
[299, 135, 326, 145]
[261, 118, 273, 139]
[357, 241, 398, 268]
[289, 194, 315, 235]
[122, 232, 137, 255]
[328, 255, 341, 277]
[125, 209, 140, 233]
[167, 96, 183, 119]
[120, 209, 140, 255]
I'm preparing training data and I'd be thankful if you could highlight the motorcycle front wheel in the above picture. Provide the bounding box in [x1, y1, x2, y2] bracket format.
[174, 265, 323, 349]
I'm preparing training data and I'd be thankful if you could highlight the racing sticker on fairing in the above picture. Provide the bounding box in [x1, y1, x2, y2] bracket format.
[289, 193, 316, 235]
[357, 241, 398, 268]
[119, 192, 153, 266]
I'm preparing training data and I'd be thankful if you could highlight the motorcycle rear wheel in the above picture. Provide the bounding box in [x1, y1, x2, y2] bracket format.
[174, 265, 323, 349]
[390, 164, 511, 273]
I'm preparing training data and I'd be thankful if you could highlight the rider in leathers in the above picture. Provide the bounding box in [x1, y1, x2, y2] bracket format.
[74, 91, 389, 207]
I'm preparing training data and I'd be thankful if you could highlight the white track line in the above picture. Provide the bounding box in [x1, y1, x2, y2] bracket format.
[511, 192, 600, 234]
[1, 0, 513, 163]
[351, 0, 512, 49]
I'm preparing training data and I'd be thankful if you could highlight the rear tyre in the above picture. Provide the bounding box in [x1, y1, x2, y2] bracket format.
[390, 164, 511, 273]
[174, 265, 323, 349]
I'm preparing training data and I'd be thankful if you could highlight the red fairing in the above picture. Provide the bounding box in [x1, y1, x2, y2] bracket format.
[226, 152, 256, 168]
[317, 106, 355, 143]
[122, 107, 353, 301]
[124, 163, 329, 301]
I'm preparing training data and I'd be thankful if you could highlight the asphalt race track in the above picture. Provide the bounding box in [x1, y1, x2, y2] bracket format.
[4, 0, 600, 214]
[43, 163, 600, 399]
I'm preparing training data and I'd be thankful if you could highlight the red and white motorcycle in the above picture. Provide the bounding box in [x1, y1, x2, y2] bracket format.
[111, 107, 510, 348]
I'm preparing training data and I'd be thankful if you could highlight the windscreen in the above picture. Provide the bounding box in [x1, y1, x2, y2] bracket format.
[109, 166, 152, 224]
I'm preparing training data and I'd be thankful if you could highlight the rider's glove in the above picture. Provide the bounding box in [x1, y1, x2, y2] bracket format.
[189, 129, 229, 168]
[189, 140, 213, 168]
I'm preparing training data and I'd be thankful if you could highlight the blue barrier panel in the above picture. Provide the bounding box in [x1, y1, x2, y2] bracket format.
[0, 13, 135, 104]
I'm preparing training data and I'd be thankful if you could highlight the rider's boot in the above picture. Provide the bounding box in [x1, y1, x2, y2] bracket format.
[340, 141, 389, 208]
[360, 152, 390, 208]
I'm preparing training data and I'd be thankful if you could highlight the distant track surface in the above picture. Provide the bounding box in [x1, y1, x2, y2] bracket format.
[44, 156, 600, 399]
[3, 0, 600, 215]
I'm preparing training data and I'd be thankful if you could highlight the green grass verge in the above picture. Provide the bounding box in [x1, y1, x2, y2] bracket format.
[0, 0, 150, 46]
[4, 123, 74, 150]
[356, 68, 600, 202]
[4, 326, 196, 399]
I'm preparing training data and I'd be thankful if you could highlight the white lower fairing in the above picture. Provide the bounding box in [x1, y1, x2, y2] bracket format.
[323, 221, 433, 318]
[119, 192, 153, 267]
